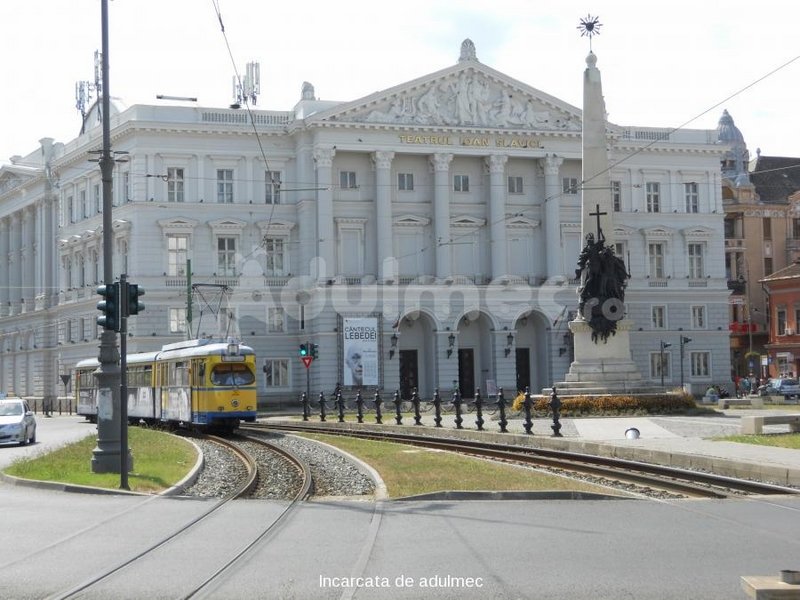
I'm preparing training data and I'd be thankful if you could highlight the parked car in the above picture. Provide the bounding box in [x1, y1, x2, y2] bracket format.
[0, 398, 37, 446]
[758, 378, 800, 399]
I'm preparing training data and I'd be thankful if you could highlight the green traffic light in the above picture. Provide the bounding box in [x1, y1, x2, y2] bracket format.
[299, 344, 308, 356]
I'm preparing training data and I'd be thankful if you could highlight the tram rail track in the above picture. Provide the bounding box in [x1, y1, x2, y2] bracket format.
[50, 432, 313, 600]
[249, 421, 800, 500]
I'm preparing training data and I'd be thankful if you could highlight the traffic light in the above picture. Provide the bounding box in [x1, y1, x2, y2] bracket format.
[299, 343, 308, 357]
[96, 283, 120, 331]
[660, 341, 672, 351]
[127, 283, 145, 316]
[310, 344, 319, 360]
[681, 336, 692, 345]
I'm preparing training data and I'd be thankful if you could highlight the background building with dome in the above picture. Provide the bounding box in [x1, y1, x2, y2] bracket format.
[720, 110, 800, 380]
[0, 40, 734, 408]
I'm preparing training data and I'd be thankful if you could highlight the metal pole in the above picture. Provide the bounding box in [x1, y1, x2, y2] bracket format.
[186, 258, 192, 339]
[660, 342, 665, 389]
[680, 337, 685, 389]
[119, 274, 130, 490]
[91, 0, 124, 474]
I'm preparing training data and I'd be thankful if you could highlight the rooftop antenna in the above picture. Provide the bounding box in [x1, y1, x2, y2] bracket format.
[75, 50, 103, 134]
[232, 61, 260, 107]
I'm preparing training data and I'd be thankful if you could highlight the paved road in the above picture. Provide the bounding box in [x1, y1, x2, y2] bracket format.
[1, 414, 799, 599]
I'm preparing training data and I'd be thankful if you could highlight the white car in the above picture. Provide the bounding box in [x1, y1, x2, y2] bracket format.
[0, 399, 37, 446]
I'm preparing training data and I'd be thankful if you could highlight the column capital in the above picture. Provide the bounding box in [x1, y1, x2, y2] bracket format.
[539, 154, 564, 176]
[429, 153, 454, 172]
[312, 146, 336, 168]
[372, 151, 395, 170]
[485, 154, 508, 174]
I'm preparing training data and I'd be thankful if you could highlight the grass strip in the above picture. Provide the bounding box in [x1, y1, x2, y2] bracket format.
[298, 433, 618, 498]
[715, 433, 800, 449]
[4, 427, 197, 493]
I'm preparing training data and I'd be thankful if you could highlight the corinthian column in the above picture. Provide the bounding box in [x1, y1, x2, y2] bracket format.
[0, 218, 9, 316]
[430, 153, 453, 279]
[9, 213, 22, 313]
[22, 205, 36, 311]
[540, 154, 563, 278]
[373, 151, 395, 281]
[313, 146, 336, 281]
[486, 154, 508, 279]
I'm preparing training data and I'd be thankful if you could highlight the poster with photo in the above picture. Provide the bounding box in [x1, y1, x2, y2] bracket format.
[342, 317, 379, 387]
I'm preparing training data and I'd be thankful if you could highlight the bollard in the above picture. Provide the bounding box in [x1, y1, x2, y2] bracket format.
[319, 391, 327, 422]
[496, 387, 508, 433]
[355, 390, 364, 424]
[393, 390, 403, 425]
[523, 387, 533, 435]
[374, 390, 383, 424]
[336, 390, 345, 423]
[301, 391, 310, 421]
[411, 388, 422, 425]
[432, 388, 443, 427]
[550, 387, 563, 437]
[453, 388, 463, 429]
[474, 389, 484, 431]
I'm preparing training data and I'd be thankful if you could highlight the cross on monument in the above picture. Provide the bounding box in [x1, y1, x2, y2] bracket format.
[589, 203, 607, 241]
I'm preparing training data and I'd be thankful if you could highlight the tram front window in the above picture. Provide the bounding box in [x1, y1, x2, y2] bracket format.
[210, 363, 255, 386]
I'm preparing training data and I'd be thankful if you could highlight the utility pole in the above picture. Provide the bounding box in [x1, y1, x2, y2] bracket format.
[91, 0, 130, 476]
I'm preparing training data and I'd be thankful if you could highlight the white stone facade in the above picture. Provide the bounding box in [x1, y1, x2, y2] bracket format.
[0, 45, 731, 406]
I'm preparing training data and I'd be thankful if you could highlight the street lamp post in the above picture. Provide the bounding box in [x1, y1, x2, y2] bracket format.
[659, 340, 672, 389]
[680, 336, 692, 389]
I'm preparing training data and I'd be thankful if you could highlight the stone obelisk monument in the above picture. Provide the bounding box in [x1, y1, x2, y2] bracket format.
[560, 32, 644, 394]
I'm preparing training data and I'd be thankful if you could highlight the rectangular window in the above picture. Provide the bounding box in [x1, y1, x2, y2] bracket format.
[123, 171, 130, 202]
[217, 237, 237, 276]
[340, 171, 357, 189]
[562, 177, 578, 194]
[265, 170, 281, 204]
[765, 257, 773, 276]
[80, 190, 87, 219]
[684, 182, 699, 213]
[398, 173, 414, 191]
[268, 307, 285, 333]
[763, 217, 772, 240]
[650, 352, 670, 379]
[94, 184, 101, 213]
[648, 242, 665, 279]
[651, 306, 666, 329]
[778, 308, 787, 335]
[264, 237, 285, 276]
[690, 352, 710, 377]
[508, 176, 523, 194]
[264, 359, 289, 387]
[168, 167, 185, 203]
[687, 243, 704, 278]
[67, 196, 74, 223]
[691, 305, 706, 329]
[167, 235, 189, 276]
[216, 169, 234, 203]
[793, 218, 800, 240]
[612, 180, 621, 212]
[646, 182, 660, 213]
[169, 308, 187, 334]
[454, 174, 469, 192]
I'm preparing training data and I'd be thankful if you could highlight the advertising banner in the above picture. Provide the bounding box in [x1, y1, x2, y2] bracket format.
[342, 317, 379, 387]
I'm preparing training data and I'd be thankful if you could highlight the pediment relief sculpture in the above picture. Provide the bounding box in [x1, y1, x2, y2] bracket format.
[332, 71, 580, 131]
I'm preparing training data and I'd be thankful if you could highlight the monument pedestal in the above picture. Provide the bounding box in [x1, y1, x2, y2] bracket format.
[546, 319, 661, 396]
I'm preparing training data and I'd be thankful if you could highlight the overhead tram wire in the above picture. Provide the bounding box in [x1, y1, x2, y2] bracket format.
[201, 13, 799, 270]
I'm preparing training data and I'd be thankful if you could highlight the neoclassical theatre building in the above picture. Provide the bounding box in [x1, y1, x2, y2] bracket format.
[0, 41, 732, 407]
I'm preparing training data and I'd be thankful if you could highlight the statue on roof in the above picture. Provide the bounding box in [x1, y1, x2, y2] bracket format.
[301, 82, 315, 101]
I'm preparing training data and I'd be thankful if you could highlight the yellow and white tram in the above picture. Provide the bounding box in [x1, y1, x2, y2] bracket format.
[75, 338, 257, 431]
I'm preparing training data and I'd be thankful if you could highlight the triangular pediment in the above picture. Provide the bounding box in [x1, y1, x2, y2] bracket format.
[393, 214, 430, 227]
[311, 61, 582, 132]
[451, 215, 486, 227]
[0, 165, 39, 196]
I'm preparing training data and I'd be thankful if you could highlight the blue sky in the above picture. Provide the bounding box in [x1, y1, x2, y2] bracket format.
[1, 0, 798, 165]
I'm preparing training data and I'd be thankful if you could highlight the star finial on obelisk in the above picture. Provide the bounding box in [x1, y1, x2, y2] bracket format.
[577, 14, 602, 52]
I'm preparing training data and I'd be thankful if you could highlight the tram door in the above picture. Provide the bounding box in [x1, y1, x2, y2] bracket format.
[516, 348, 531, 393]
[458, 349, 475, 398]
[399, 350, 418, 399]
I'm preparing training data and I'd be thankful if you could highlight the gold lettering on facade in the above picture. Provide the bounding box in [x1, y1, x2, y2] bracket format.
[398, 134, 540, 148]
